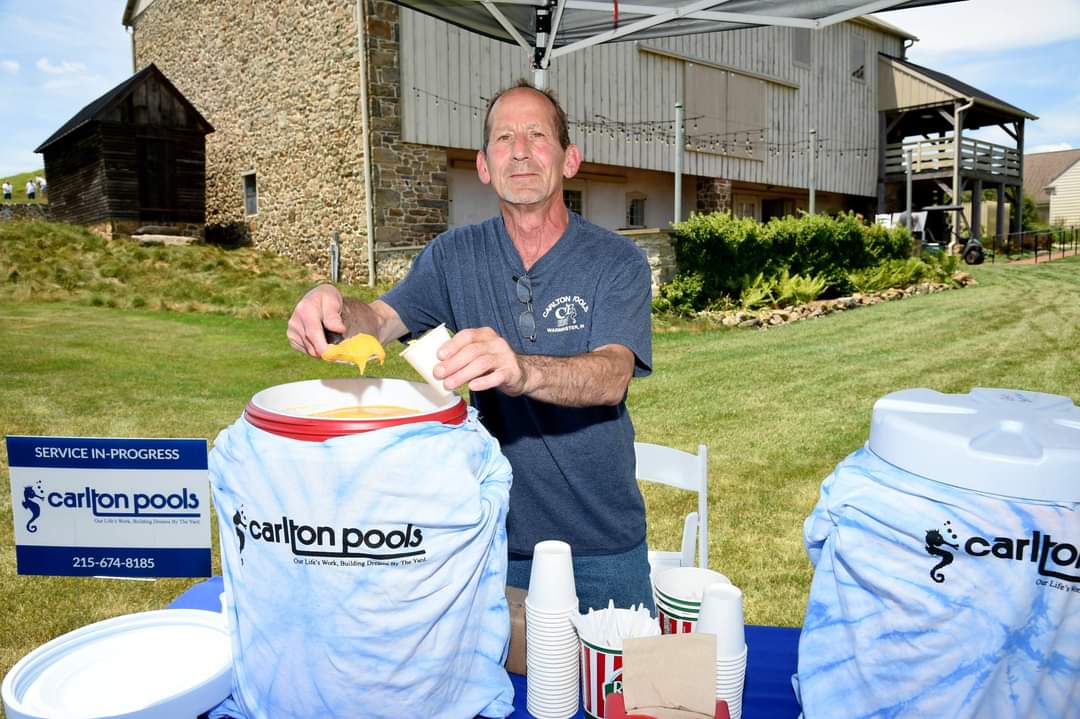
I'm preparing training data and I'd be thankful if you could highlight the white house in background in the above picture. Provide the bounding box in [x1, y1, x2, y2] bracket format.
[1046, 156, 1080, 227]
[1023, 148, 1080, 225]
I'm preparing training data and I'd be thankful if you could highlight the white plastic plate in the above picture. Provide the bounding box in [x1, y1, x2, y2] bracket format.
[3, 608, 232, 719]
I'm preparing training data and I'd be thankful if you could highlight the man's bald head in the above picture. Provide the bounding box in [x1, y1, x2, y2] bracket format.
[481, 80, 571, 152]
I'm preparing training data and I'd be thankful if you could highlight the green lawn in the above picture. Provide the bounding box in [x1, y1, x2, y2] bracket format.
[1, 222, 1078, 688]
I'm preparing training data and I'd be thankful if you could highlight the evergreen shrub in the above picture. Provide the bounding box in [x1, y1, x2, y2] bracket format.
[666, 211, 912, 311]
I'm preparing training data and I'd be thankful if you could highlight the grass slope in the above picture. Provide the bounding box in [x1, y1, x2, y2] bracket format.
[1, 220, 1079, 690]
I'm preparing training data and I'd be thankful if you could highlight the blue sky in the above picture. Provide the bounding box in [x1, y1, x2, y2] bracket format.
[1, 0, 1078, 177]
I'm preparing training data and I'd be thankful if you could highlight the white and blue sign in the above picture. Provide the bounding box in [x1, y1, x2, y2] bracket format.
[7, 435, 211, 578]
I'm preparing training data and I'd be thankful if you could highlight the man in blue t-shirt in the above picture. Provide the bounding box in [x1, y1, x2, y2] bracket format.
[287, 81, 654, 612]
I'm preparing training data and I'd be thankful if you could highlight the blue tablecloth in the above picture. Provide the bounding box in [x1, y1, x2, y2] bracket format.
[170, 577, 801, 718]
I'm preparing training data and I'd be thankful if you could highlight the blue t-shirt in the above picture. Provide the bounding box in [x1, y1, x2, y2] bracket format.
[382, 212, 653, 555]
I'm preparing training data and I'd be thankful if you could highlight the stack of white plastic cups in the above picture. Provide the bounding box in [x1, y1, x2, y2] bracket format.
[696, 583, 747, 719]
[525, 540, 580, 719]
[652, 567, 731, 633]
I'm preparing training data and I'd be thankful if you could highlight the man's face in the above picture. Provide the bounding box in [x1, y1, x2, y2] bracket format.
[476, 88, 581, 207]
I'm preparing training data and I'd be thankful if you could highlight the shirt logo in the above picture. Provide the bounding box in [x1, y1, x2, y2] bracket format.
[923, 520, 1080, 587]
[541, 295, 589, 334]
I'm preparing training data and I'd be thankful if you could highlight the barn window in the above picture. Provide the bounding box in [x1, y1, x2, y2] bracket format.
[792, 29, 811, 67]
[850, 35, 866, 80]
[563, 189, 583, 215]
[242, 172, 258, 215]
[684, 64, 766, 159]
[626, 193, 646, 227]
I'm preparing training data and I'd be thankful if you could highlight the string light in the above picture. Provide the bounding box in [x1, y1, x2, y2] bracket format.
[407, 85, 879, 159]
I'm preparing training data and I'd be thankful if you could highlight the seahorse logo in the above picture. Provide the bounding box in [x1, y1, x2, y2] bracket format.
[232, 507, 247, 564]
[926, 522, 960, 583]
[22, 483, 44, 533]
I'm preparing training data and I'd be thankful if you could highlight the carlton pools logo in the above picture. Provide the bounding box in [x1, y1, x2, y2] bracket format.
[20, 481, 200, 531]
[925, 521, 1080, 584]
[233, 506, 426, 562]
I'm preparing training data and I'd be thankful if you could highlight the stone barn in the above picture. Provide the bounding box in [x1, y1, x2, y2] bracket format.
[35, 63, 214, 240]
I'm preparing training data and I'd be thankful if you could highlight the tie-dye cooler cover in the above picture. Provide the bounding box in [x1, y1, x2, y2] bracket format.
[207, 408, 514, 719]
[798, 388, 1080, 719]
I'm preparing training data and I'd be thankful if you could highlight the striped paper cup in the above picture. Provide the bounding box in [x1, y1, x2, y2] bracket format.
[656, 603, 698, 635]
[580, 636, 624, 719]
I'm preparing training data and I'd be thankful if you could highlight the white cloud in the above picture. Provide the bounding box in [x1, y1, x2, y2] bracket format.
[0, 60, 19, 74]
[881, 0, 1080, 56]
[36, 57, 88, 75]
[1029, 143, 1074, 154]
[1025, 101, 1080, 148]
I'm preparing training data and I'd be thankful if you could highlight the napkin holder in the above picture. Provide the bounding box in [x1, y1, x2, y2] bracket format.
[606, 634, 729, 719]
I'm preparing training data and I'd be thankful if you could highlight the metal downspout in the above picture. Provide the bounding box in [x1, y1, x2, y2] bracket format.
[128, 26, 136, 73]
[951, 97, 975, 250]
[356, 0, 377, 286]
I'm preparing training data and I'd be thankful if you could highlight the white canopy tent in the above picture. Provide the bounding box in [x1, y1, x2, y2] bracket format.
[386, 0, 957, 87]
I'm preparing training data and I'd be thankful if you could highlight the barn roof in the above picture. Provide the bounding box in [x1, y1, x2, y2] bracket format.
[881, 55, 1036, 121]
[35, 63, 213, 153]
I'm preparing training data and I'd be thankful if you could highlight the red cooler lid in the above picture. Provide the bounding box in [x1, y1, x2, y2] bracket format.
[244, 378, 467, 442]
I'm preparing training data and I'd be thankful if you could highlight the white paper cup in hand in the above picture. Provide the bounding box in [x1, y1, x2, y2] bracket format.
[696, 582, 745, 658]
[399, 323, 454, 398]
[527, 541, 578, 611]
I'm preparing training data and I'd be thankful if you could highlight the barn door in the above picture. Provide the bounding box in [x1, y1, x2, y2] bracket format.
[136, 137, 177, 219]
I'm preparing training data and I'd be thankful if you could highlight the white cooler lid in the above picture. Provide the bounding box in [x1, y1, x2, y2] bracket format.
[2, 608, 232, 719]
[868, 387, 1080, 502]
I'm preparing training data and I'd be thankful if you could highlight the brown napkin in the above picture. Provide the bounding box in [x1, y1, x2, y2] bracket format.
[622, 634, 716, 719]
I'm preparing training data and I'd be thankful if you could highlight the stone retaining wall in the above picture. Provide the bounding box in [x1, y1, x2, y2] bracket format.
[617, 228, 677, 296]
[695, 272, 977, 330]
[0, 204, 51, 222]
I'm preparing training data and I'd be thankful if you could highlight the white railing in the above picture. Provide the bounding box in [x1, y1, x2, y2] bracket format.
[884, 138, 1020, 178]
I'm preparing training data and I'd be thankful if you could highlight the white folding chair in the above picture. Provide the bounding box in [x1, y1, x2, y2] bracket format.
[634, 442, 709, 581]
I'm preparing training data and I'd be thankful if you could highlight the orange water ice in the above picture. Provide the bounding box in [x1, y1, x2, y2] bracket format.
[308, 405, 420, 419]
[321, 333, 386, 374]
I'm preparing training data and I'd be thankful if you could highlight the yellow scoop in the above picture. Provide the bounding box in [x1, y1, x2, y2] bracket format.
[321, 333, 386, 374]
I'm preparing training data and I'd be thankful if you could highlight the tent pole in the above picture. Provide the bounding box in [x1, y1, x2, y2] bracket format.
[533, 4, 551, 89]
[674, 101, 684, 223]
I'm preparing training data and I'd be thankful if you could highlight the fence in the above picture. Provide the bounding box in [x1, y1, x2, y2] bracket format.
[990, 226, 1080, 264]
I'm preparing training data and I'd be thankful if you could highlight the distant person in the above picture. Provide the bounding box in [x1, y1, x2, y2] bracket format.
[25, 180, 35, 201]
[2, 181, 11, 201]
[36, 176, 47, 197]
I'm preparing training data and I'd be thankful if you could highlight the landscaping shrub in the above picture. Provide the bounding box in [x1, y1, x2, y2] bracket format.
[670, 211, 912, 305]
[651, 272, 705, 316]
[738, 270, 828, 310]
[669, 213, 774, 299]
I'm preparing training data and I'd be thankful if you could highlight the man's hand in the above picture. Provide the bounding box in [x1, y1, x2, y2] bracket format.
[434, 328, 635, 407]
[434, 327, 527, 395]
[287, 286, 407, 358]
[287, 284, 346, 358]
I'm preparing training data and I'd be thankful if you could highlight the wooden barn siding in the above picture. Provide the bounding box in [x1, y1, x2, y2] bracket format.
[401, 12, 903, 197]
[97, 124, 207, 223]
[42, 126, 111, 225]
[878, 59, 953, 111]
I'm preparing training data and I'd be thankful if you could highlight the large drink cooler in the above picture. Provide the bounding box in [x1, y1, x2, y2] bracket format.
[208, 378, 515, 719]
[798, 388, 1080, 719]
